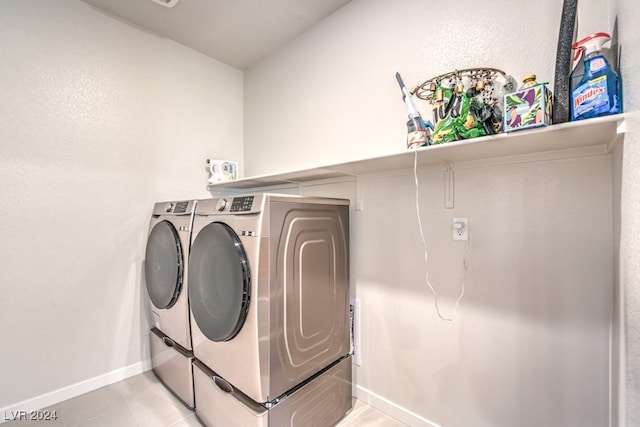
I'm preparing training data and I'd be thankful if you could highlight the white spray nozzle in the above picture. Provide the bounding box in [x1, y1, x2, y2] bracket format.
[572, 32, 611, 60]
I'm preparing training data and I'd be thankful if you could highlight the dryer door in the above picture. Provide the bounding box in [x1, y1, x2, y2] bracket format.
[189, 222, 251, 342]
[145, 220, 184, 309]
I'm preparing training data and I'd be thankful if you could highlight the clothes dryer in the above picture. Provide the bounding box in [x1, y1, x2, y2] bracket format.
[144, 200, 196, 408]
[188, 193, 351, 406]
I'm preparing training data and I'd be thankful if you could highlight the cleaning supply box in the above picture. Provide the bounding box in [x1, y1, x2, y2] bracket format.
[504, 75, 553, 132]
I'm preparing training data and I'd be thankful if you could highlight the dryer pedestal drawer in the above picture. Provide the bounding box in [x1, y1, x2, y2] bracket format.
[150, 328, 195, 409]
[193, 356, 352, 427]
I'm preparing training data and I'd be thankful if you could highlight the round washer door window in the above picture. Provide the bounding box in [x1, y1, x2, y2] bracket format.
[145, 220, 183, 309]
[189, 222, 251, 342]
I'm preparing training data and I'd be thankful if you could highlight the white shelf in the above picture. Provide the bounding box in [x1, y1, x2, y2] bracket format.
[207, 115, 625, 193]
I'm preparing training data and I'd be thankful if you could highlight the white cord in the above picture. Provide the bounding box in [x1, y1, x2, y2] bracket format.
[413, 148, 469, 321]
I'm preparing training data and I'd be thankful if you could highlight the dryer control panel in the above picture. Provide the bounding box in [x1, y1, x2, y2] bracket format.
[230, 196, 254, 212]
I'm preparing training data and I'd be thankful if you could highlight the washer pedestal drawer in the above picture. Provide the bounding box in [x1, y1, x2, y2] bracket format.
[150, 327, 195, 409]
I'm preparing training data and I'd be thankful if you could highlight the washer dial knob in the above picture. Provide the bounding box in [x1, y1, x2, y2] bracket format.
[216, 198, 228, 212]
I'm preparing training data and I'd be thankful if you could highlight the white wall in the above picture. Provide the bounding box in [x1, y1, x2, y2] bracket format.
[303, 156, 613, 427]
[244, 0, 612, 177]
[244, 0, 624, 425]
[0, 0, 243, 410]
[2, 0, 636, 425]
[616, 0, 640, 424]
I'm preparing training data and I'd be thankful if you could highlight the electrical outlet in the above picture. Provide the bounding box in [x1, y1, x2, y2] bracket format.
[453, 218, 468, 241]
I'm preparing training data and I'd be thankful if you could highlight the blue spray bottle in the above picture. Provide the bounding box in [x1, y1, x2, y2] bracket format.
[570, 32, 621, 120]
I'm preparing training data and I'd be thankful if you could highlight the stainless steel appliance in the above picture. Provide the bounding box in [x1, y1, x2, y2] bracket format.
[189, 193, 352, 425]
[144, 200, 196, 408]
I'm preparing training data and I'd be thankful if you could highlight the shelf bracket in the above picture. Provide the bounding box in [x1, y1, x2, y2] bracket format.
[444, 162, 454, 209]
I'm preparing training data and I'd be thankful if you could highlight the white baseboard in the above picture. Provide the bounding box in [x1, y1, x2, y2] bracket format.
[0, 360, 152, 425]
[354, 384, 441, 427]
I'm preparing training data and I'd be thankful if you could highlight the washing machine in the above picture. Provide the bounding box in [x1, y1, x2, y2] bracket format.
[144, 200, 196, 408]
[188, 193, 352, 421]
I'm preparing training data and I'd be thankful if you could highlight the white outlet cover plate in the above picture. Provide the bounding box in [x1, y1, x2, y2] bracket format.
[453, 217, 468, 241]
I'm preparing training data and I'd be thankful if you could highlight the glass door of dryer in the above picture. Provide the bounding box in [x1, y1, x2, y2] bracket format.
[145, 220, 184, 310]
[189, 222, 251, 342]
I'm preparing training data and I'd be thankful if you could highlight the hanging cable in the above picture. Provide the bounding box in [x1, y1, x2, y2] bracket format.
[413, 147, 469, 321]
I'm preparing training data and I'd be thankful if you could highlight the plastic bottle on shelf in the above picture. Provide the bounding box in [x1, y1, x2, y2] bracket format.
[519, 74, 539, 89]
[570, 32, 621, 121]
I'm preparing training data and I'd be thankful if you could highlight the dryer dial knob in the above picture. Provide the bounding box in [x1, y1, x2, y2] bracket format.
[165, 202, 174, 213]
[216, 199, 228, 212]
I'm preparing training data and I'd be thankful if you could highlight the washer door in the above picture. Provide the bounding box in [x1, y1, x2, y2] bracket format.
[145, 220, 184, 309]
[189, 222, 251, 342]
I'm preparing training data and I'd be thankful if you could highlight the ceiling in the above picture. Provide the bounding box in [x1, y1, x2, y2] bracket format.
[82, 0, 352, 70]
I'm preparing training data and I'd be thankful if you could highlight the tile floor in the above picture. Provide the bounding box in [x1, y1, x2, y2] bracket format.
[3, 371, 406, 426]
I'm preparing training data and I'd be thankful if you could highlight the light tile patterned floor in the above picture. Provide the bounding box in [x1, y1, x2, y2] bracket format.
[3, 371, 406, 426]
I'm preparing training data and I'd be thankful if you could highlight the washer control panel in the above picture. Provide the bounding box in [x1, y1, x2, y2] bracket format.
[173, 201, 189, 214]
[164, 201, 189, 213]
[230, 196, 254, 212]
